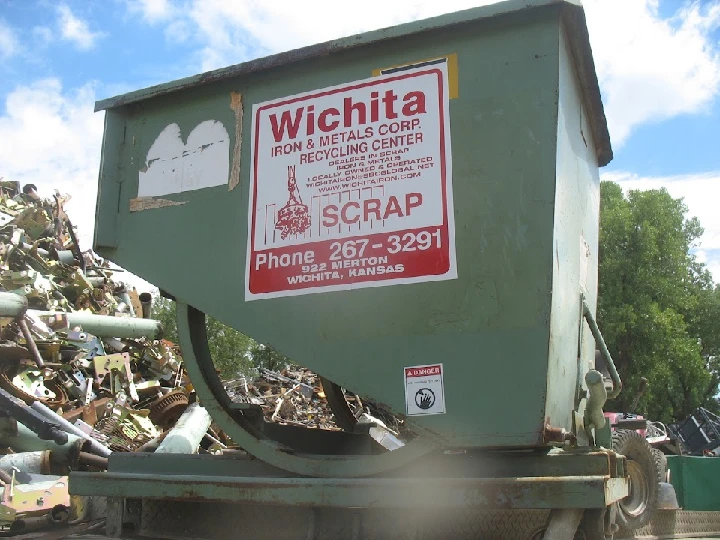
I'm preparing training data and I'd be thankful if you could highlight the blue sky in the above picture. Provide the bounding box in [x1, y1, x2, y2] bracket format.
[1, 0, 720, 285]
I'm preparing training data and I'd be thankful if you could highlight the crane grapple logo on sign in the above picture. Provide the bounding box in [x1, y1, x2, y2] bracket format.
[245, 64, 456, 300]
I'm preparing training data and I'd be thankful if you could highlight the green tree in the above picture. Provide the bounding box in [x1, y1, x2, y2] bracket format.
[150, 295, 256, 379]
[249, 343, 291, 372]
[598, 181, 719, 422]
[684, 283, 720, 414]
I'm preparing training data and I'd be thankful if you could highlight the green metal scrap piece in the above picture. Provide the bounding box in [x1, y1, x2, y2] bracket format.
[2, 270, 54, 306]
[8, 286, 33, 297]
[31, 310, 162, 340]
[1, 269, 38, 285]
[667, 456, 720, 511]
[594, 418, 612, 450]
[12, 367, 57, 400]
[13, 207, 52, 239]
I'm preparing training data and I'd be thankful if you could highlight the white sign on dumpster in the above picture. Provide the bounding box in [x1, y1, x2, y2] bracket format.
[246, 63, 455, 300]
[404, 363, 446, 416]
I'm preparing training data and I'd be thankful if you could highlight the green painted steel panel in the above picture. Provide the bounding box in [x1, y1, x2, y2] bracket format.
[544, 23, 603, 435]
[668, 456, 720, 511]
[70, 472, 626, 509]
[92, 0, 611, 448]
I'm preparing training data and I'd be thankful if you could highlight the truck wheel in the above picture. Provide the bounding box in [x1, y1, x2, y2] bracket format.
[612, 429, 659, 530]
[651, 448, 668, 483]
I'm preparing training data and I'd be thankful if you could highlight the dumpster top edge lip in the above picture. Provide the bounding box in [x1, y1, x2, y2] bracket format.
[93, 0, 611, 165]
[94, 0, 580, 111]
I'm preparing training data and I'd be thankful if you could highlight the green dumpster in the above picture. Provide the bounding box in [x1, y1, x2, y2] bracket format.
[92, 0, 611, 450]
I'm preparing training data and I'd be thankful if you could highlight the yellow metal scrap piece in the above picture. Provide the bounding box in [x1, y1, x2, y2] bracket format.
[122, 409, 159, 440]
[14, 207, 51, 238]
[0, 476, 70, 525]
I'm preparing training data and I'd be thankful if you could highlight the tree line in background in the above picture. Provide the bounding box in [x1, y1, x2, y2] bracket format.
[151, 180, 720, 424]
[598, 181, 720, 423]
[150, 298, 290, 379]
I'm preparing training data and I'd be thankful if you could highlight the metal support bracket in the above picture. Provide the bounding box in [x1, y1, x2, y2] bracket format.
[105, 497, 124, 538]
[582, 295, 622, 399]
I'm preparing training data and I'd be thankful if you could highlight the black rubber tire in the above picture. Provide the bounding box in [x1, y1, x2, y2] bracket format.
[612, 429, 659, 530]
[651, 448, 668, 484]
[581, 506, 614, 540]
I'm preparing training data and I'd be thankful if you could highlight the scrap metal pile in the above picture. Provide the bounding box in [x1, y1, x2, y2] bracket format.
[0, 180, 199, 532]
[226, 367, 407, 450]
[670, 407, 720, 456]
[226, 367, 344, 430]
[0, 179, 407, 531]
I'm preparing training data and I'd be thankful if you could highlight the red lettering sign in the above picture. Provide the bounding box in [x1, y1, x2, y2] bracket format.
[246, 64, 456, 300]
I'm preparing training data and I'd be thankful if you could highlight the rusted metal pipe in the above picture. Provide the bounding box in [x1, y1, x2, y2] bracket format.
[139, 292, 152, 319]
[0, 448, 86, 476]
[78, 451, 108, 470]
[0, 451, 52, 475]
[20, 243, 49, 257]
[0, 468, 12, 484]
[0, 293, 43, 367]
[17, 318, 44, 368]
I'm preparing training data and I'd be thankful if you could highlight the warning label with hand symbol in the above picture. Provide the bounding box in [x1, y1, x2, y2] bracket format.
[404, 363, 445, 416]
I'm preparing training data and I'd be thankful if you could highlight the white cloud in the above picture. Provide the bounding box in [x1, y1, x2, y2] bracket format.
[57, 4, 105, 51]
[0, 78, 155, 292]
[128, 0, 720, 147]
[135, 0, 505, 71]
[0, 79, 102, 252]
[0, 19, 18, 59]
[164, 19, 189, 43]
[126, 0, 173, 23]
[584, 0, 720, 147]
[32, 26, 54, 45]
[604, 170, 720, 280]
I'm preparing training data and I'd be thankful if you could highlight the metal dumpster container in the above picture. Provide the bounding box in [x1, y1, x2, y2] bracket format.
[92, 0, 611, 450]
